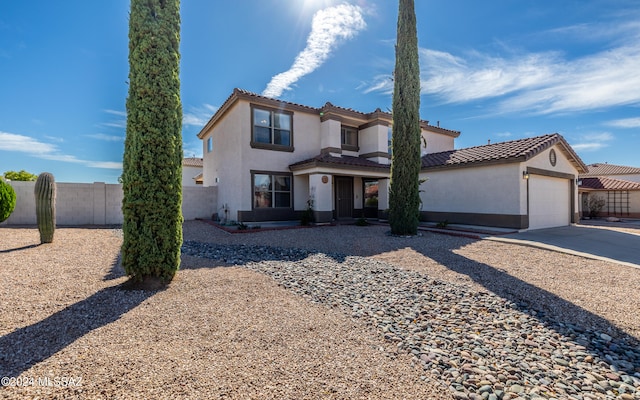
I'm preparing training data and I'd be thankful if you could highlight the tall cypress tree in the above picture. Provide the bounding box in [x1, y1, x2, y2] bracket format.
[389, 0, 421, 235]
[122, 0, 183, 283]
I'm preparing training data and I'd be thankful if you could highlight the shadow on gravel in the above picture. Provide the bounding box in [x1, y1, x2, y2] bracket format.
[0, 244, 40, 253]
[1, 250, 157, 378]
[103, 252, 124, 281]
[422, 243, 640, 375]
[0, 285, 157, 378]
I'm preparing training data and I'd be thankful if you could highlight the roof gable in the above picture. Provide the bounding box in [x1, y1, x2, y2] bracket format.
[421, 133, 587, 172]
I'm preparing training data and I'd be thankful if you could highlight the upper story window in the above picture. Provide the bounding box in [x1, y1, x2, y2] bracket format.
[206, 137, 213, 153]
[251, 106, 293, 152]
[341, 126, 358, 151]
[387, 127, 392, 156]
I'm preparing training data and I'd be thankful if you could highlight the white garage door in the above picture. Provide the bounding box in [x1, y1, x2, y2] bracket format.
[529, 175, 571, 230]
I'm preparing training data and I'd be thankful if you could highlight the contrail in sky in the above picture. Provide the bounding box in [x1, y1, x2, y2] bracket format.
[262, 3, 366, 98]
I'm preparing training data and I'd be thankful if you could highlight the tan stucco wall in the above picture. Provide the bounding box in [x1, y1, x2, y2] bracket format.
[629, 191, 640, 216]
[423, 130, 455, 154]
[359, 124, 389, 157]
[320, 119, 341, 151]
[182, 166, 202, 187]
[525, 145, 577, 173]
[420, 164, 522, 215]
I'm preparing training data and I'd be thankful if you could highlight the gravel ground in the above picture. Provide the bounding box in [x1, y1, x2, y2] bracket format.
[2, 221, 640, 399]
[0, 226, 446, 399]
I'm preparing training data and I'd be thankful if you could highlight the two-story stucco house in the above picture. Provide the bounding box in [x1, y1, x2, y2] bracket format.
[198, 88, 587, 230]
[197, 88, 458, 224]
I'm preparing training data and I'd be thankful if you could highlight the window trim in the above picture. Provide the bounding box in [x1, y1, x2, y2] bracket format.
[251, 170, 294, 210]
[250, 105, 294, 152]
[341, 125, 359, 151]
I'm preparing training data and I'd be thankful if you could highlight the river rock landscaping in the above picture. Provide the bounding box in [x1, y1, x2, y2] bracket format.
[183, 240, 640, 400]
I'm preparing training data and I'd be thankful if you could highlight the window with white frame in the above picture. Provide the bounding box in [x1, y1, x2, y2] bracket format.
[253, 173, 291, 208]
[252, 106, 292, 149]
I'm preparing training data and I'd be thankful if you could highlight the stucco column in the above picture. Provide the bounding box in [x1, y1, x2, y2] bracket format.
[309, 173, 333, 223]
[377, 178, 390, 219]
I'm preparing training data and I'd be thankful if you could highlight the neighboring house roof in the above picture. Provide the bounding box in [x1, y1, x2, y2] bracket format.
[194, 172, 203, 184]
[580, 163, 640, 177]
[183, 157, 203, 167]
[580, 177, 640, 191]
[421, 133, 588, 173]
[290, 153, 390, 172]
[197, 88, 459, 139]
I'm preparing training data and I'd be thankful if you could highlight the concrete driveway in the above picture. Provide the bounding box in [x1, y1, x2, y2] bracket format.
[489, 225, 640, 268]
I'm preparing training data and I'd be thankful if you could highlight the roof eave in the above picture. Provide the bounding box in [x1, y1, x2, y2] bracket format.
[421, 156, 526, 171]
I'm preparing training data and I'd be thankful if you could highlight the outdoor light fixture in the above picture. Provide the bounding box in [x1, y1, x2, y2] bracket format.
[523, 171, 530, 180]
[576, 179, 582, 186]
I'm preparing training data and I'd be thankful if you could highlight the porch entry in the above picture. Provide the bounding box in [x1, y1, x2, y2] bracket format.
[363, 179, 379, 218]
[334, 176, 353, 219]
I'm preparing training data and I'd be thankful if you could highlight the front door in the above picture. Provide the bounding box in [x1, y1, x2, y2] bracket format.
[335, 176, 353, 219]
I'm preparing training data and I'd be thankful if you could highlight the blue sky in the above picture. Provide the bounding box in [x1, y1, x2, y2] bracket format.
[1, 0, 639, 183]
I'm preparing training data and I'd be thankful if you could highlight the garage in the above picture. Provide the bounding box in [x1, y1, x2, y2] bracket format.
[528, 175, 571, 229]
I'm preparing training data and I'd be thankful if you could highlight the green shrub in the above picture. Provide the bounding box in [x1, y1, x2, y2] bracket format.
[355, 217, 369, 226]
[300, 197, 315, 226]
[588, 195, 606, 218]
[0, 178, 17, 223]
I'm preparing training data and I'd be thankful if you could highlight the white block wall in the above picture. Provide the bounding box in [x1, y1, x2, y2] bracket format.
[1, 181, 217, 226]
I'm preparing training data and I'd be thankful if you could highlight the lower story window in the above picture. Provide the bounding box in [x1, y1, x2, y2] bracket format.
[253, 173, 291, 208]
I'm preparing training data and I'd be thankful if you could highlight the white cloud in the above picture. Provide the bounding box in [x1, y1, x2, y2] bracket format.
[0, 131, 121, 169]
[0, 132, 58, 153]
[262, 3, 366, 98]
[363, 17, 640, 116]
[87, 161, 122, 169]
[85, 133, 124, 142]
[102, 109, 126, 129]
[606, 117, 640, 128]
[571, 132, 614, 152]
[183, 103, 218, 127]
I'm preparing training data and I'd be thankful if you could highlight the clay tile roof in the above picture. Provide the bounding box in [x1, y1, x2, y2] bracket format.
[290, 153, 390, 171]
[580, 177, 640, 190]
[198, 88, 459, 138]
[580, 163, 640, 177]
[233, 88, 319, 112]
[182, 157, 203, 167]
[421, 133, 587, 172]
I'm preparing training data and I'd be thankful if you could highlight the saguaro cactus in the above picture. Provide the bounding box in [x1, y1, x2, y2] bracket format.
[35, 172, 56, 243]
